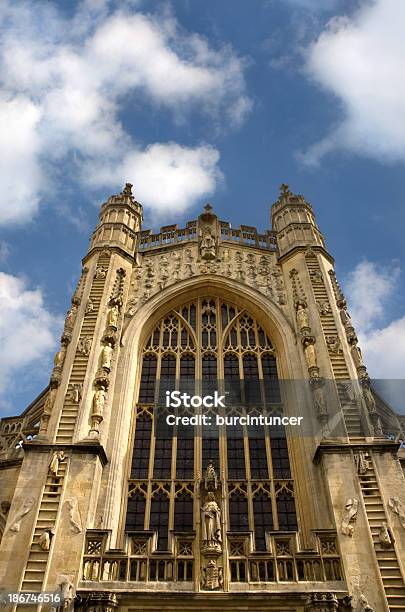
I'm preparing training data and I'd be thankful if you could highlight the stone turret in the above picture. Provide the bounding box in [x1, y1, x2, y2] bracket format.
[271, 184, 326, 259]
[88, 183, 143, 258]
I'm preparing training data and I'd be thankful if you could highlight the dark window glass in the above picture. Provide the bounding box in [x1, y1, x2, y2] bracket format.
[174, 491, 194, 531]
[227, 424, 246, 479]
[253, 491, 273, 551]
[270, 429, 292, 479]
[202, 428, 219, 471]
[229, 491, 249, 531]
[153, 436, 172, 479]
[249, 434, 268, 479]
[277, 492, 298, 531]
[262, 354, 280, 404]
[125, 491, 146, 531]
[130, 413, 152, 479]
[150, 491, 170, 550]
[202, 355, 217, 395]
[176, 428, 194, 479]
[243, 354, 260, 405]
[138, 355, 157, 403]
[224, 354, 241, 404]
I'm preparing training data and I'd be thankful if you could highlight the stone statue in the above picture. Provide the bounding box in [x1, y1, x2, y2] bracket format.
[85, 298, 94, 315]
[56, 573, 75, 609]
[54, 345, 67, 368]
[49, 450, 65, 477]
[107, 304, 119, 329]
[317, 300, 330, 315]
[69, 383, 82, 404]
[39, 527, 55, 551]
[304, 341, 317, 370]
[361, 377, 377, 413]
[351, 345, 364, 369]
[378, 522, 394, 548]
[95, 266, 106, 279]
[9, 498, 35, 533]
[341, 497, 358, 536]
[200, 227, 216, 261]
[65, 496, 82, 534]
[312, 383, 327, 418]
[92, 388, 106, 419]
[296, 301, 309, 330]
[355, 451, 369, 475]
[100, 343, 113, 371]
[388, 497, 405, 529]
[201, 492, 222, 551]
[78, 336, 92, 356]
[327, 335, 342, 354]
[340, 306, 352, 326]
[64, 303, 78, 330]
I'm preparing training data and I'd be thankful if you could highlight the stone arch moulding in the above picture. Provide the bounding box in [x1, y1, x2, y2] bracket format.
[121, 274, 299, 382]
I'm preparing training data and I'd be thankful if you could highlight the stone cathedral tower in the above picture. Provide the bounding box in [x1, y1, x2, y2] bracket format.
[0, 184, 404, 612]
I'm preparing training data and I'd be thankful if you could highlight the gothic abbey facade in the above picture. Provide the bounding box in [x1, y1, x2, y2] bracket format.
[0, 184, 405, 611]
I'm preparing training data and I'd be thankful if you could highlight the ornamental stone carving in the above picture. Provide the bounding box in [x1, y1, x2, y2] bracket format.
[78, 337, 92, 356]
[65, 496, 82, 534]
[204, 460, 219, 491]
[305, 592, 338, 611]
[201, 558, 223, 590]
[388, 497, 405, 529]
[341, 497, 358, 536]
[8, 497, 35, 533]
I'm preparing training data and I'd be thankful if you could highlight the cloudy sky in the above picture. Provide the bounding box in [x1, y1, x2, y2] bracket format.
[0, 0, 404, 416]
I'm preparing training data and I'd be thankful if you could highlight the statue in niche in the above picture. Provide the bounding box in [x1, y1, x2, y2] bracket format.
[54, 344, 67, 368]
[64, 303, 78, 330]
[360, 376, 377, 413]
[303, 340, 317, 370]
[9, 498, 35, 533]
[341, 497, 358, 536]
[65, 496, 82, 534]
[201, 559, 223, 590]
[296, 301, 309, 331]
[204, 460, 219, 491]
[340, 305, 352, 326]
[49, 450, 65, 477]
[200, 226, 216, 261]
[311, 381, 327, 419]
[100, 342, 113, 371]
[92, 388, 106, 420]
[201, 492, 222, 552]
[351, 345, 364, 369]
[378, 522, 394, 548]
[107, 303, 119, 329]
[327, 335, 342, 354]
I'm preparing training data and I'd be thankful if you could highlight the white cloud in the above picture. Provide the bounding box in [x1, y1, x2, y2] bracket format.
[344, 260, 405, 379]
[84, 143, 222, 215]
[301, 0, 405, 164]
[0, 1, 250, 224]
[0, 272, 62, 411]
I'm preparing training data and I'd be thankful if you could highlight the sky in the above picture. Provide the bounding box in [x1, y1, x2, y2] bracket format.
[0, 0, 404, 416]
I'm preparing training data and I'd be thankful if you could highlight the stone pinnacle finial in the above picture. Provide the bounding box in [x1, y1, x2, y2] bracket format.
[122, 182, 133, 196]
[204, 203, 213, 213]
[279, 183, 292, 197]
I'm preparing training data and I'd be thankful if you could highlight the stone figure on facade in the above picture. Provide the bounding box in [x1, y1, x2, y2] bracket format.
[49, 450, 65, 477]
[78, 336, 92, 356]
[327, 335, 342, 354]
[66, 496, 82, 534]
[54, 344, 67, 368]
[354, 451, 369, 475]
[303, 338, 317, 371]
[310, 379, 328, 419]
[56, 573, 75, 610]
[317, 300, 331, 315]
[341, 497, 358, 536]
[200, 226, 216, 261]
[351, 345, 364, 370]
[8, 497, 35, 533]
[69, 383, 83, 404]
[378, 521, 394, 548]
[388, 497, 405, 529]
[100, 343, 113, 371]
[85, 298, 94, 315]
[296, 301, 310, 331]
[64, 303, 78, 331]
[201, 492, 222, 552]
[107, 304, 119, 330]
[40, 387, 57, 435]
[38, 527, 55, 551]
[95, 266, 106, 279]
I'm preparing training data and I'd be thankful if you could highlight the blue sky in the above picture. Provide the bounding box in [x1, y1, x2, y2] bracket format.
[0, 0, 404, 416]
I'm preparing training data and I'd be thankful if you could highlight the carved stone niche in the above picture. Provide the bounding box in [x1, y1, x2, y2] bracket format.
[198, 204, 219, 262]
[201, 490, 222, 556]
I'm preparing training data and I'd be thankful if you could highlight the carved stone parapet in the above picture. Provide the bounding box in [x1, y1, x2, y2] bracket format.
[82, 592, 118, 612]
[305, 592, 339, 611]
